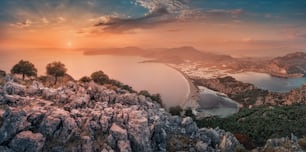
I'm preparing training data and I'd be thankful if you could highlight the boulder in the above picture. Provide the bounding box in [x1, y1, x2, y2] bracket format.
[127, 110, 152, 152]
[0, 107, 30, 144]
[0, 146, 14, 152]
[4, 81, 26, 96]
[9, 131, 45, 152]
[39, 116, 61, 137]
[110, 123, 128, 140]
[42, 88, 58, 101]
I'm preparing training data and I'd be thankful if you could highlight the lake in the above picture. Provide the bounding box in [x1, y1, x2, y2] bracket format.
[0, 49, 189, 108]
[230, 72, 306, 92]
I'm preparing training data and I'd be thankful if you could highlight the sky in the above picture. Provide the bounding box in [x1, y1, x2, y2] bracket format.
[0, 0, 306, 56]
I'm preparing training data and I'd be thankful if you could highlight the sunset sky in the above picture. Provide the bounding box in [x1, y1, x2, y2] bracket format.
[1, 0, 306, 56]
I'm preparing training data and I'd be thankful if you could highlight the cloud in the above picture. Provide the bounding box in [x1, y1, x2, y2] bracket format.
[10, 19, 32, 28]
[42, 17, 49, 24]
[57, 16, 66, 23]
[135, 0, 189, 13]
[94, 7, 173, 32]
[92, 0, 244, 33]
[204, 9, 244, 18]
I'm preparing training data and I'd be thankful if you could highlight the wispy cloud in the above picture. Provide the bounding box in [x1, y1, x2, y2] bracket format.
[93, 0, 244, 33]
[134, 0, 189, 13]
[10, 19, 32, 28]
[57, 16, 66, 23]
[42, 17, 49, 24]
[94, 7, 173, 32]
[205, 9, 244, 18]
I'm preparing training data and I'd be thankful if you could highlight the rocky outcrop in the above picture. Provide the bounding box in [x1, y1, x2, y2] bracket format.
[9, 131, 45, 152]
[262, 134, 304, 151]
[194, 76, 306, 107]
[266, 52, 306, 78]
[0, 78, 241, 152]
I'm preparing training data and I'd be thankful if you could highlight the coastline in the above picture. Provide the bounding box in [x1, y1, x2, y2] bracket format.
[165, 64, 199, 108]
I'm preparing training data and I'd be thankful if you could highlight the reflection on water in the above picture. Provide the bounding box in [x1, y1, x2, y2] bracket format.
[230, 72, 306, 92]
[0, 49, 189, 107]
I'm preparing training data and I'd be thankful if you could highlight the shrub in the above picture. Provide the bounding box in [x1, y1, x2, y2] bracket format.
[138, 90, 151, 97]
[90, 71, 109, 85]
[0, 70, 6, 77]
[298, 138, 306, 150]
[169, 106, 183, 116]
[79, 76, 91, 83]
[184, 107, 195, 119]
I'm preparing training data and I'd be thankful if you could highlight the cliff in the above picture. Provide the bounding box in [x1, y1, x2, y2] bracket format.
[0, 74, 240, 152]
[266, 52, 306, 78]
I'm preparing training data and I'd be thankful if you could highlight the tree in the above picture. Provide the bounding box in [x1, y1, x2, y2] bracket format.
[11, 60, 37, 80]
[46, 61, 67, 85]
[90, 71, 109, 85]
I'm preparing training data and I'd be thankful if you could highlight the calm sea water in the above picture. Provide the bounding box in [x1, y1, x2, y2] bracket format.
[230, 72, 306, 92]
[0, 49, 189, 108]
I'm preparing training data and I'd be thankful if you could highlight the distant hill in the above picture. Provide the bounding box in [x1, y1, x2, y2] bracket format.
[83, 47, 146, 56]
[267, 52, 306, 77]
[83, 46, 233, 64]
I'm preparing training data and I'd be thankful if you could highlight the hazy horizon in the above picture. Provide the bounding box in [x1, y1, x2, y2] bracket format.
[1, 0, 306, 57]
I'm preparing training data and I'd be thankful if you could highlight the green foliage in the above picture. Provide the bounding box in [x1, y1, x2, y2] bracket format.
[46, 61, 67, 84]
[298, 138, 306, 150]
[196, 104, 306, 148]
[38, 76, 47, 83]
[151, 93, 162, 105]
[0, 70, 6, 77]
[79, 76, 91, 83]
[169, 106, 183, 116]
[11, 60, 37, 80]
[184, 107, 195, 118]
[138, 90, 151, 97]
[231, 89, 269, 106]
[90, 71, 109, 85]
[138, 90, 163, 106]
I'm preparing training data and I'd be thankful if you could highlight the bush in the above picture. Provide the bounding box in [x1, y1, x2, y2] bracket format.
[184, 107, 195, 119]
[79, 76, 91, 83]
[169, 106, 183, 116]
[0, 70, 6, 77]
[138, 90, 151, 97]
[90, 71, 109, 85]
[138, 90, 163, 105]
[298, 138, 306, 150]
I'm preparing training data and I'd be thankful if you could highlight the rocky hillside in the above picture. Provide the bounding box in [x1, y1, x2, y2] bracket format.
[266, 52, 306, 78]
[0, 74, 241, 152]
[193, 76, 306, 107]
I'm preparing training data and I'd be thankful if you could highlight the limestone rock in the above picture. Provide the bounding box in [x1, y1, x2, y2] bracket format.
[9, 131, 45, 152]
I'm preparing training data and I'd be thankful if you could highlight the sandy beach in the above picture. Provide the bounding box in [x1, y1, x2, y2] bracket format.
[166, 64, 200, 108]
[167, 64, 240, 118]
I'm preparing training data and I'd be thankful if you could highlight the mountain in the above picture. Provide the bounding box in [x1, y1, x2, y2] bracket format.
[83, 47, 146, 56]
[83, 46, 233, 64]
[145, 46, 232, 62]
[0, 74, 240, 152]
[267, 52, 306, 78]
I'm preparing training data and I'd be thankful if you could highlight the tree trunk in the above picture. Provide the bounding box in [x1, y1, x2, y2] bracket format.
[22, 74, 25, 80]
[54, 76, 57, 85]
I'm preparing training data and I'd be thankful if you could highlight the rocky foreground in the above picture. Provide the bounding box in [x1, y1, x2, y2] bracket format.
[0, 75, 242, 152]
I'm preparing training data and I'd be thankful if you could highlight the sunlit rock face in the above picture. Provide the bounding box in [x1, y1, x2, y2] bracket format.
[0, 77, 240, 152]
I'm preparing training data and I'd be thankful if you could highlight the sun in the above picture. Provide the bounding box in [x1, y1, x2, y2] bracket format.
[66, 41, 72, 48]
